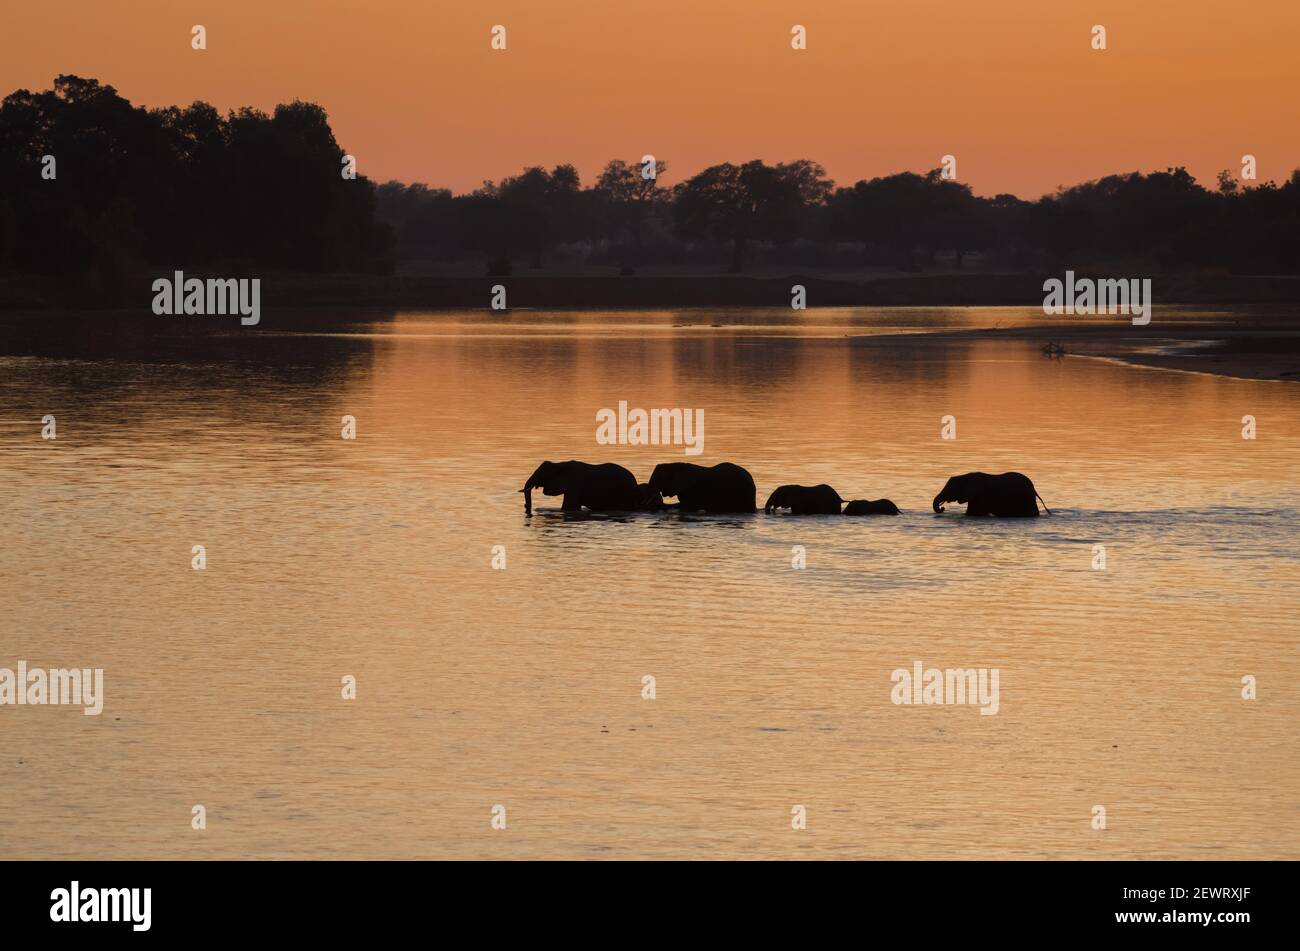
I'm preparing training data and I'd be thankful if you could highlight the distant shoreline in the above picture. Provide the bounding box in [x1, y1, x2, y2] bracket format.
[845, 323, 1300, 384]
[4, 271, 1300, 312]
[5, 271, 1297, 384]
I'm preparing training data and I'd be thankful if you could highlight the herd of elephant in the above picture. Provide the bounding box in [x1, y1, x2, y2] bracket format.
[521, 461, 1051, 518]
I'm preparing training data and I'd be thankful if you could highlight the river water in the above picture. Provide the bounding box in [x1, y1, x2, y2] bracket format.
[1, 306, 1296, 858]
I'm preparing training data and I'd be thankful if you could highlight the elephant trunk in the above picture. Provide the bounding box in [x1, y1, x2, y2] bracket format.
[763, 491, 778, 514]
[522, 476, 538, 515]
[933, 493, 946, 514]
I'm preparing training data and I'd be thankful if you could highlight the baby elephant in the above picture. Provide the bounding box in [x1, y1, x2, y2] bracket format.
[764, 484, 844, 515]
[843, 498, 900, 516]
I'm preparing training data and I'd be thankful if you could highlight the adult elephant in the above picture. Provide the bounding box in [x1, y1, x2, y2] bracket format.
[932, 472, 1050, 517]
[843, 498, 900, 515]
[647, 462, 756, 513]
[520, 461, 640, 515]
[764, 484, 844, 515]
[636, 484, 671, 511]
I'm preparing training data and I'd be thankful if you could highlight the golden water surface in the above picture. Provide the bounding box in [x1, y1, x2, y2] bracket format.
[1, 307, 1297, 858]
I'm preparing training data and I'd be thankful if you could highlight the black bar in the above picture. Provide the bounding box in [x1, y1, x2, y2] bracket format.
[0, 860, 1281, 938]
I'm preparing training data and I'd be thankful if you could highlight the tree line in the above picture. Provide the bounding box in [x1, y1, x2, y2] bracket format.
[384, 160, 1300, 276]
[0, 76, 383, 286]
[3, 77, 1298, 281]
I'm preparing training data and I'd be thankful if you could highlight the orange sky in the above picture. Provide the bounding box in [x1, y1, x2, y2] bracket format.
[4, 0, 1298, 197]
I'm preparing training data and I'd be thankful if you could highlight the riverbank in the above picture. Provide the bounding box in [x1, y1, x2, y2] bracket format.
[862, 320, 1300, 383]
[3, 275, 1297, 384]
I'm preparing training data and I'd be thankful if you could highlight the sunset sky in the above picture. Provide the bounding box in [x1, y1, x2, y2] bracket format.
[4, 0, 1298, 197]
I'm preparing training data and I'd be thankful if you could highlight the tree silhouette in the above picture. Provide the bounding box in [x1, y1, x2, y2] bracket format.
[593, 158, 669, 259]
[673, 160, 832, 272]
[0, 75, 385, 278]
[4, 76, 1300, 283]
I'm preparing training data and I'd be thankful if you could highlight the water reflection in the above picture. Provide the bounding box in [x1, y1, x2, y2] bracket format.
[1, 306, 1297, 859]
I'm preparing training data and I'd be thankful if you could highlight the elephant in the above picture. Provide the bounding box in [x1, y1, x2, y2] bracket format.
[764, 484, 844, 515]
[636, 483, 671, 511]
[647, 462, 757, 513]
[932, 472, 1050, 517]
[843, 498, 900, 516]
[520, 460, 640, 515]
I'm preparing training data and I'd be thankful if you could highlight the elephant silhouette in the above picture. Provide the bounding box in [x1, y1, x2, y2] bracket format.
[521, 460, 640, 515]
[843, 498, 900, 515]
[764, 484, 844, 515]
[647, 462, 757, 513]
[636, 483, 675, 511]
[932, 472, 1050, 517]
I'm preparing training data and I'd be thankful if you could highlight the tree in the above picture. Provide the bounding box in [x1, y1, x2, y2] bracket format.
[593, 158, 669, 257]
[483, 164, 589, 267]
[830, 172, 937, 268]
[0, 75, 381, 276]
[673, 159, 831, 272]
